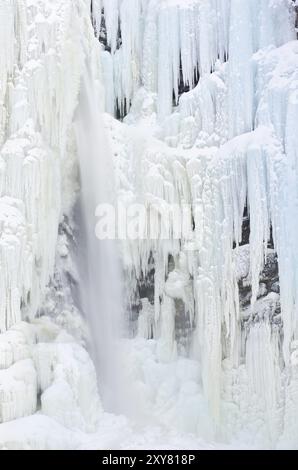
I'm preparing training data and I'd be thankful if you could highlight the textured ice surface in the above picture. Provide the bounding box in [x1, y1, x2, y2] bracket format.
[0, 0, 102, 439]
[0, 0, 298, 450]
[99, 0, 298, 448]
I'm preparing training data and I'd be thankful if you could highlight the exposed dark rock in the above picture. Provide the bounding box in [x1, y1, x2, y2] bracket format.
[240, 256, 281, 326]
[259, 252, 279, 288]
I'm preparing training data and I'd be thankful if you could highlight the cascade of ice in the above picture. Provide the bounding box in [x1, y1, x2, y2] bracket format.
[0, 0, 297, 450]
[93, 0, 298, 447]
[0, 0, 105, 432]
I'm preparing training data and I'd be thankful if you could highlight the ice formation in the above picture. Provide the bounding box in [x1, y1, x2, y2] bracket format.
[96, 0, 298, 448]
[0, 0, 103, 436]
[0, 0, 298, 451]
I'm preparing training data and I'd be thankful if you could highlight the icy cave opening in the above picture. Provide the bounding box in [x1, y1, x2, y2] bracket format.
[0, 0, 298, 450]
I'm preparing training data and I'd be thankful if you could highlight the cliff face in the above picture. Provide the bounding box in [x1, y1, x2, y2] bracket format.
[0, 0, 297, 450]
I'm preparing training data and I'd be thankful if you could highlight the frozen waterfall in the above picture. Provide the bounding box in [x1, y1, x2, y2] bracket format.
[91, 0, 298, 448]
[0, 0, 298, 451]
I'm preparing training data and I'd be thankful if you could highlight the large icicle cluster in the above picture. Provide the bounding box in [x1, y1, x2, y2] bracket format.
[0, 0, 104, 332]
[93, 0, 294, 120]
[0, 0, 103, 430]
[99, 0, 298, 447]
[92, 0, 230, 117]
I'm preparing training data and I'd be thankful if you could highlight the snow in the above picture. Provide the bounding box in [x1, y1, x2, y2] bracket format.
[97, 0, 230, 118]
[0, 0, 298, 451]
[0, 411, 223, 450]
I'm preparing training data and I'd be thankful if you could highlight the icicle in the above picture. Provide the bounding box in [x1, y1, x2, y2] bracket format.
[156, 294, 177, 363]
[198, 0, 217, 76]
[91, 0, 102, 38]
[179, 2, 198, 89]
[157, 5, 177, 119]
[142, 0, 159, 93]
[227, 0, 254, 138]
[100, 0, 232, 119]
[247, 140, 271, 305]
[245, 321, 281, 444]
[0, 0, 17, 145]
[0, 0, 103, 333]
[102, 0, 120, 54]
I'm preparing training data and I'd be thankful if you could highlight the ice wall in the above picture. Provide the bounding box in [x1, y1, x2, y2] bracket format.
[0, 0, 98, 332]
[0, 0, 297, 449]
[94, 0, 294, 120]
[0, 0, 103, 427]
[96, 0, 298, 447]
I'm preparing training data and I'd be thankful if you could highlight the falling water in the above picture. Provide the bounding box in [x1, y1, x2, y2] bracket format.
[74, 63, 124, 413]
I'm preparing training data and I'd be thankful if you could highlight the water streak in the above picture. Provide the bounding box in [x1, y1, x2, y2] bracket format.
[75, 64, 124, 413]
